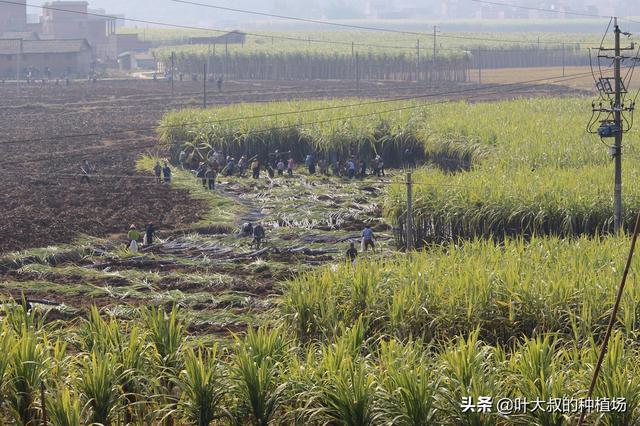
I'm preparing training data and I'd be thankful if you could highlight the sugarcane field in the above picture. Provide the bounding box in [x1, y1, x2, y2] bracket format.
[2, 1, 640, 424]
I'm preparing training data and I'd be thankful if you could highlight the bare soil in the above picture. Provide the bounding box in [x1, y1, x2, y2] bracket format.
[0, 78, 585, 254]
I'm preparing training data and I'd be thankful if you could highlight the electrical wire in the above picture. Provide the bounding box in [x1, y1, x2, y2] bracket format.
[599, 17, 614, 49]
[470, 0, 640, 24]
[0, 0, 456, 53]
[0, 70, 609, 168]
[0, 0, 601, 53]
[168, 0, 601, 46]
[1, 79, 511, 118]
[0, 66, 616, 147]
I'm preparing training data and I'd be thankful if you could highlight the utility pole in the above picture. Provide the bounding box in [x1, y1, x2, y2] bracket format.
[589, 17, 636, 233]
[203, 63, 207, 108]
[613, 18, 623, 232]
[433, 26, 437, 60]
[356, 52, 360, 93]
[478, 48, 482, 84]
[416, 39, 420, 82]
[406, 171, 414, 250]
[170, 51, 175, 98]
[432, 26, 437, 82]
[562, 42, 566, 77]
[16, 39, 22, 91]
[352, 41, 355, 81]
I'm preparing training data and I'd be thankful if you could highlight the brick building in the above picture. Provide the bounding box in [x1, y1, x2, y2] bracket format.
[0, 38, 92, 78]
[42, 1, 114, 45]
[40, 1, 151, 62]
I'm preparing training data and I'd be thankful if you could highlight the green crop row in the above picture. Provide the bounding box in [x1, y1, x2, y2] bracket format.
[159, 99, 425, 166]
[385, 97, 640, 242]
[160, 97, 637, 164]
[161, 98, 637, 169]
[386, 164, 640, 243]
[3, 234, 640, 424]
[119, 27, 598, 52]
[161, 97, 640, 240]
[282, 236, 640, 344]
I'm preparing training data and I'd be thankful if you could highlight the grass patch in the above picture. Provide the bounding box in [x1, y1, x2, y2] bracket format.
[137, 155, 244, 228]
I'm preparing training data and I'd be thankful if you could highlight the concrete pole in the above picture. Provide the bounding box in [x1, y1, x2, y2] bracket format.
[406, 171, 414, 250]
[613, 17, 623, 232]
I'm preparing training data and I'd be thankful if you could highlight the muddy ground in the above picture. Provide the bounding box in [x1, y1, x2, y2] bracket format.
[0, 167, 393, 335]
[0, 78, 585, 253]
[0, 77, 589, 334]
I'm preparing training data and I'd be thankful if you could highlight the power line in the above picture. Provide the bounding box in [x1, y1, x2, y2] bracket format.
[0, 67, 608, 146]
[1, 79, 493, 117]
[0, 0, 455, 53]
[168, 0, 598, 46]
[0, 169, 475, 189]
[0, 0, 595, 55]
[169, 0, 428, 36]
[0, 70, 607, 167]
[470, 0, 640, 24]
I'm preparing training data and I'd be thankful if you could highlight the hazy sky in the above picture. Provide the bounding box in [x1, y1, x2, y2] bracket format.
[27, 0, 640, 27]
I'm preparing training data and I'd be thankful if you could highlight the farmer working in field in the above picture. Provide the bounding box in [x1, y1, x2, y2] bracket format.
[196, 162, 206, 187]
[128, 225, 140, 253]
[305, 153, 316, 175]
[251, 159, 261, 179]
[154, 161, 162, 184]
[346, 242, 358, 265]
[287, 156, 295, 177]
[238, 156, 248, 177]
[346, 158, 356, 179]
[241, 222, 253, 237]
[225, 157, 235, 177]
[80, 159, 94, 184]
[319, 158, 329, 176]
[358, 159, 367, 179]
[209, 157, 220, 174]
[361, 225, 375, 253]
[145, 223, 156, 246]
[376, 155, 385, 177]
[162, 162, 172, 183]
[253, 223, 266, 249]
[205, 166, 216, 190]
[372, 156, 380, 177]
[332, 160, 341, 177]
